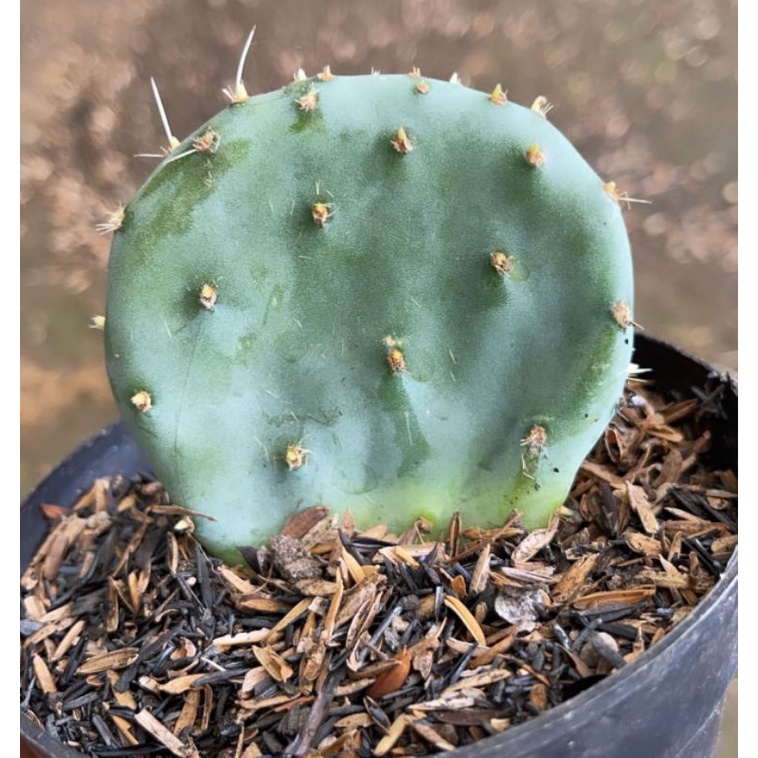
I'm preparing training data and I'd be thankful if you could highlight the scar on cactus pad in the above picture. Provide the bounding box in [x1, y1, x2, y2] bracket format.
[102, 35, 636, 563]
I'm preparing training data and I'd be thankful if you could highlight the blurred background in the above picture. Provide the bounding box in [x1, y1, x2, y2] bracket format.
[20, 0, 737, 753]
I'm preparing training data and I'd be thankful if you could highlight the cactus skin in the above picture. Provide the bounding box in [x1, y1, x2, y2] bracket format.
[105, 73, 634, 562]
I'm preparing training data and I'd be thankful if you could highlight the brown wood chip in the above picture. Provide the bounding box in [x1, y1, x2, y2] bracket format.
[158, 674, 207, 694]
[340, 544, 367, 584]
[410, 719, 457, 752]
[32, 653, 57, 695]
[445, 667, 512, 693]
[579, 460, 625, 487]
[252, 645, 294, 682]
[367, 647, 411, 699]
[280, 506, 331, 539]
[174, 689, 201, 737]
[511, 516, 559, 566]
[134, 708, 200, 758]
[236, 596, 295, 613]
[623, 530, 663, 557]
[212, 629, 271, 650]
[469, 543, 492, 596]
[444, 595, 487, 645]
[627, 482, 660, 534]
[50, 618, 86, 662]
[529, 682, 549, 711]
[373, 714, 409, 756]
[712, 534, 738, 553]
[76, 647, 139, 674]
[573, 586, 657, 611]
[269, 597, 312, 633]
[552, 554, 599, 603]
[42, 532, 72, 581]
[238, 692, 305, 712]
[411, 694, 476, 713]
[216, 565, 260, 595]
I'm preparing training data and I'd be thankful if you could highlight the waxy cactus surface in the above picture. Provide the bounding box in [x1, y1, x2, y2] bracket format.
[105, 71, 634, 561]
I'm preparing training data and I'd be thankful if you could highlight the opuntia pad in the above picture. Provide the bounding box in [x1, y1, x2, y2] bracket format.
[105, 73, 634, 561]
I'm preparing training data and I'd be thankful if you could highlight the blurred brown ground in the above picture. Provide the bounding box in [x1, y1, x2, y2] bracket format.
[20, 0, 737, 754]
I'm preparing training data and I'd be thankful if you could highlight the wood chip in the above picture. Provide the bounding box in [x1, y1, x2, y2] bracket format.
[174, 689, 201, 736]
[411, 694, 476, 713]
[377, 544, 421, 568]
[293, 577, 340, 596]
[127, 566, 151, 612]
[470, 634, 514, 668]
[76, 647, 139, 674]
[32, 653, 57, 695]
[334, 713, 373, 729]
[661, 398, 700, 424]
[640, 555, 690, 589]
[148, 504, 216, 520]
[552, 554, 599, 603]
[445, 667, 512, 693]
[450, 573, 467, 599]
[573, 586, 657, 611]
[373, 714, 409, 757]
[712, 534, 738, 553]
[511, 516, 559, 566]
[623, 530, 663, 557]
[529, 682, 549, 711]
[366, 647, 411, 699]
[135, 708, 200, 758]
[444, 595, 487, 645]
[280, 506, 331, 539]
[40, 503, 68, 520]
[236, 596, 294, 613]
[50, 618, 85, 662]
[252, 645, 294, 682]
[448, 511, 462, 556]
[627, 482, 660, 534]
[318, 729, 361, 756]
[238, 692, 304, 712]
[216, 565, 260, 595]
[336, 574, 383, 630]
[269, 597, 312, 634]
[240, 743, 263, 758]
[469, 543, 491, 595]
[580, 460, 625, 487]
[157, 674, 207, 694]
[212, 629, 271, 650]
[340, 544, 367, 584]
[198, 685, 213, 733]
[410, 719, 457, 752]
[22, 595, 46, 623]
[42, 532, 72, 580]
[108, 670, 136, 709]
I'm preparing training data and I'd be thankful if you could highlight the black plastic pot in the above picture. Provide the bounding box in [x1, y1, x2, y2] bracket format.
[21, 333, 737, 758]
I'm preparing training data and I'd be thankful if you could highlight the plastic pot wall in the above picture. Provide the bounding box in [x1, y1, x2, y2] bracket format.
[20, 333, 738, 758]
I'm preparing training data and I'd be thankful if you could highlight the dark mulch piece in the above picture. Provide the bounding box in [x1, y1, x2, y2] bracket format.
[20, 378, 737, 757]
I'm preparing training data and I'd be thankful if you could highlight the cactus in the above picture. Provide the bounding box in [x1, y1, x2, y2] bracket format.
[104, 56, 634, 562]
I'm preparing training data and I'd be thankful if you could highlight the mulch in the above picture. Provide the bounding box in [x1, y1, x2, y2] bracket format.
[20, 377, 737, 757]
